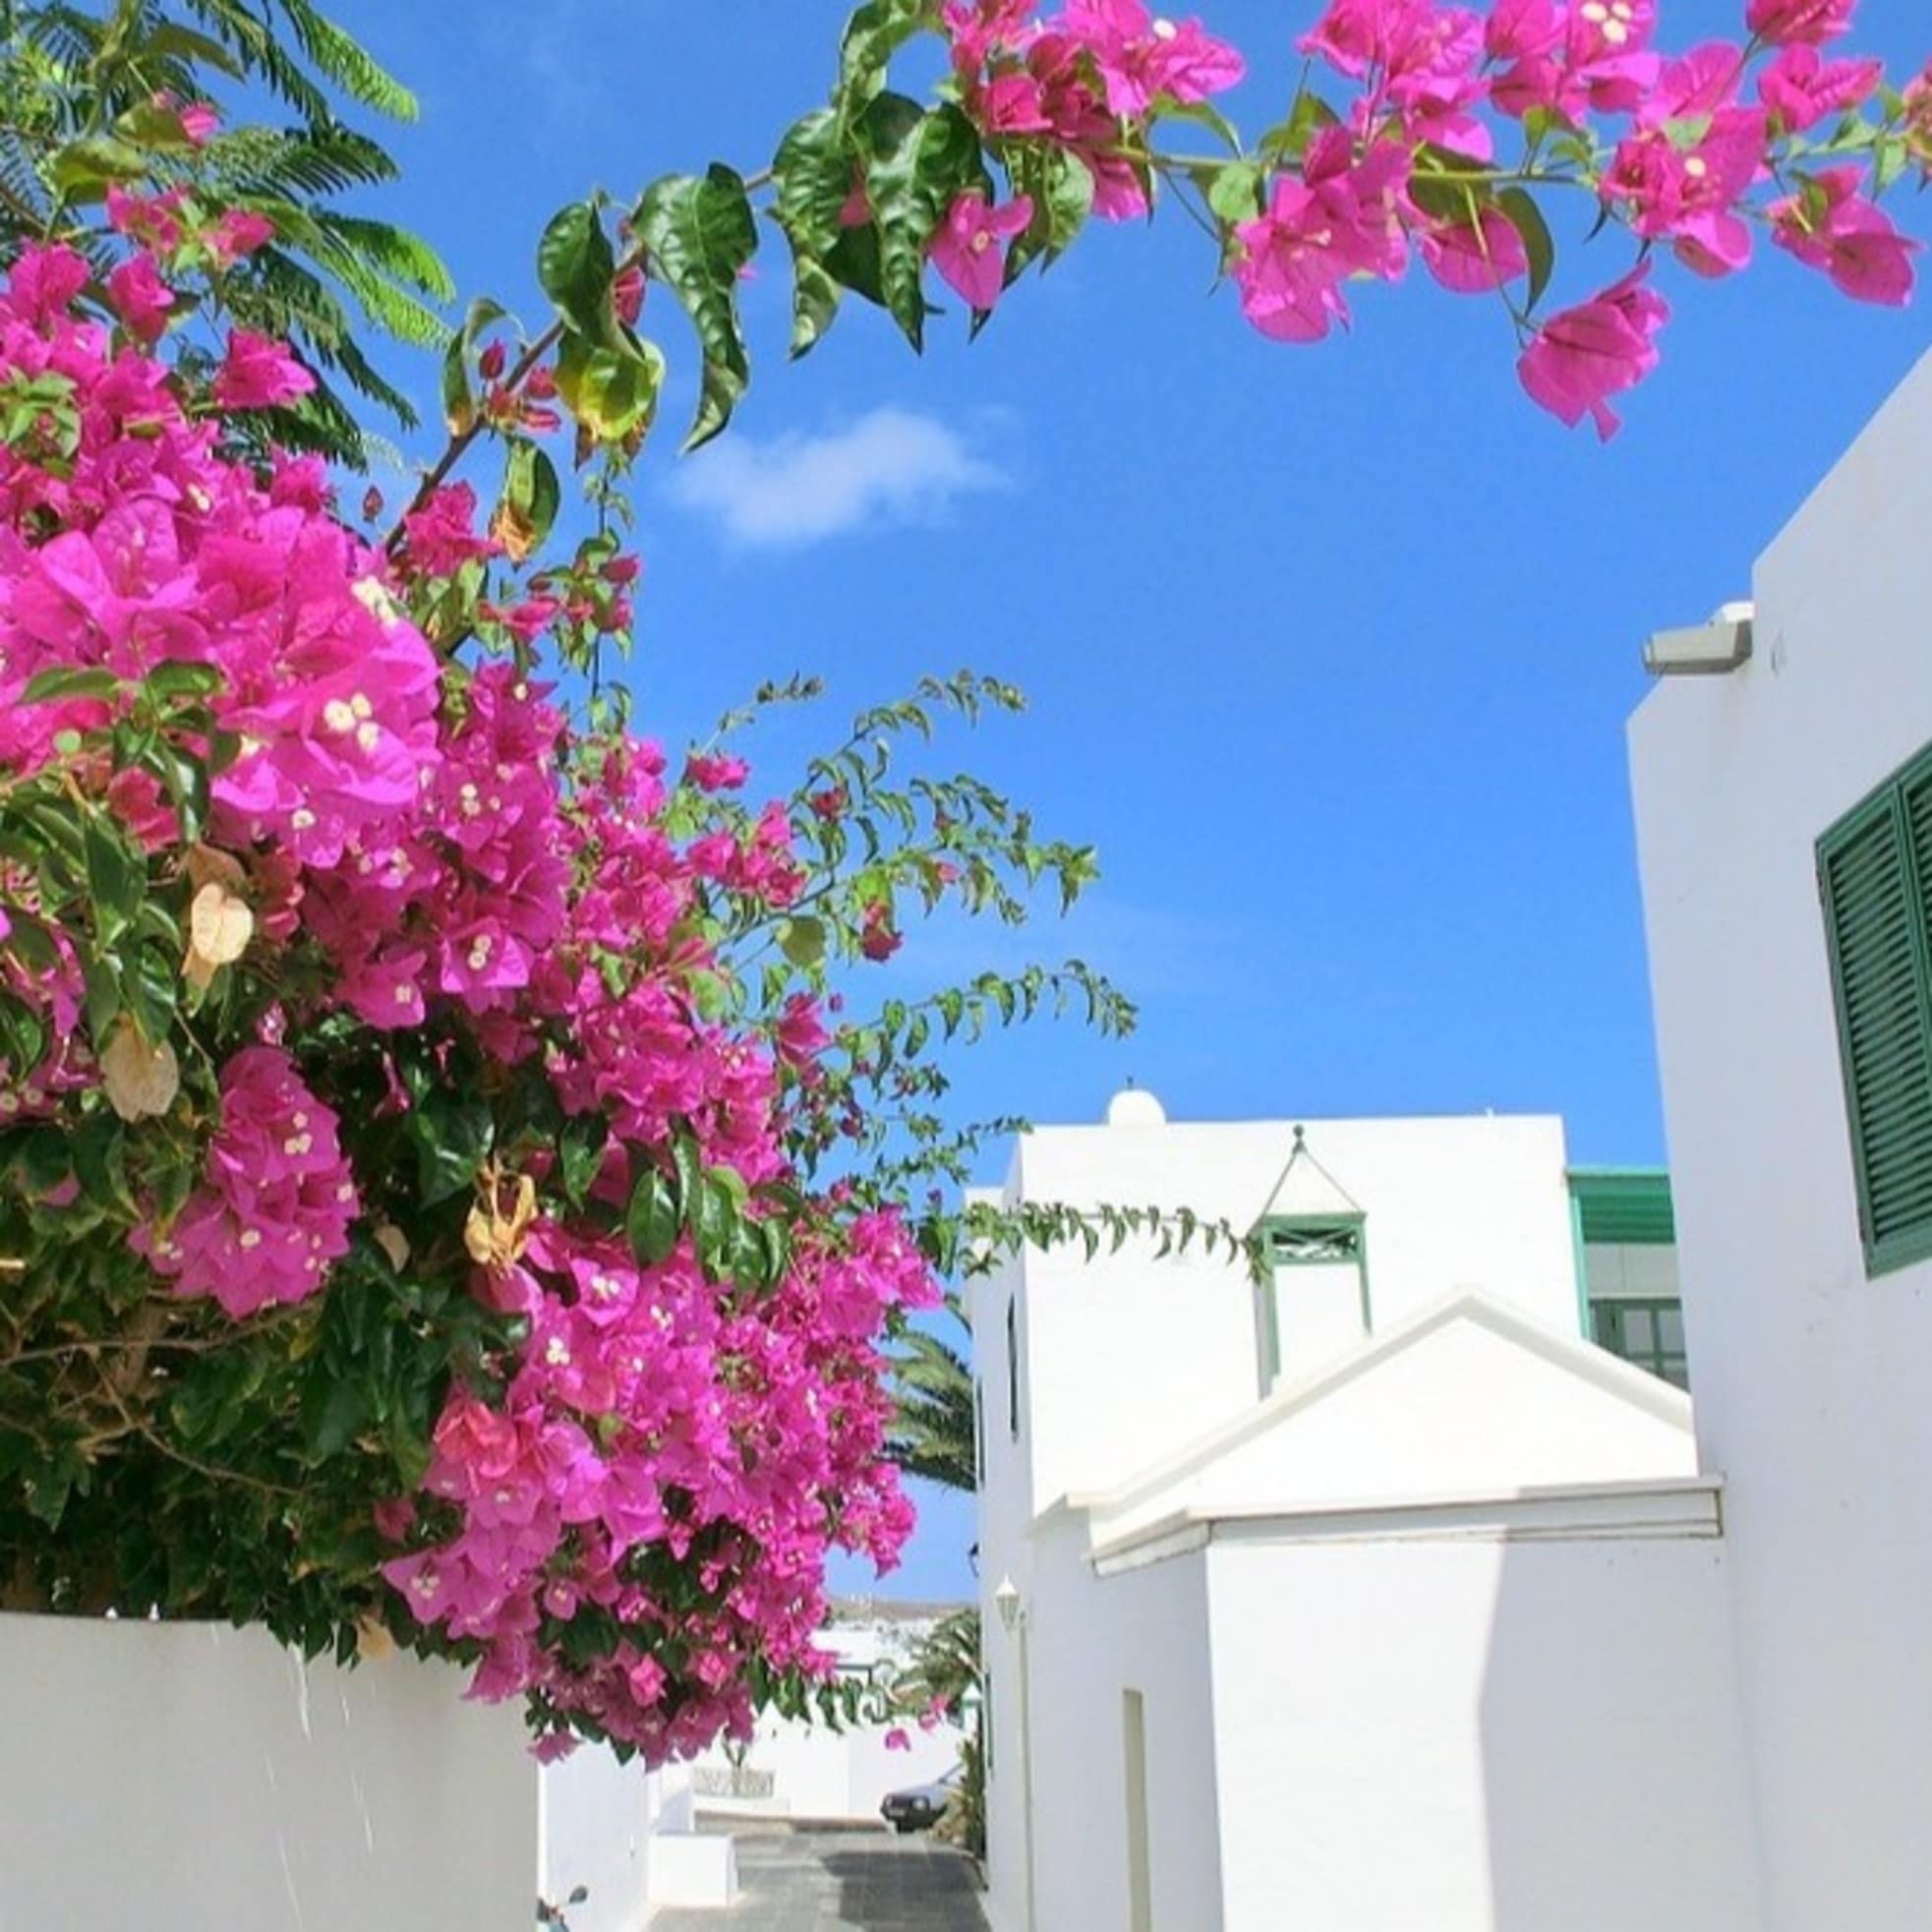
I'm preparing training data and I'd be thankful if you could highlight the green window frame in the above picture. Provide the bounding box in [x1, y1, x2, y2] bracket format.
[1818, 744, 1932, 1277]
[1254, 1213, 1370, 1388]
[1592, 1299, 1689, 1389]
[1005, 1295, 1021, 1442]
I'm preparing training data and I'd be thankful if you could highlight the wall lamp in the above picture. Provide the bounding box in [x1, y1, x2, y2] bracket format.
[994, 1575, 1022, 1633]
[1643, 601, 1754, 676]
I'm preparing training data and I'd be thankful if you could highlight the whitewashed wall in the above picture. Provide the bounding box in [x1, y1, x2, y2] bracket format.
[682, 1711, 966, 1824]
[1632, 348, 1932, 1930]
[1206, 1526, 1759, 1932]
[984, 1516, 1222, 1932]
[1007, 1114, 1582, 1518]
[540, 1747, 656, 1932]
[0, 1615, 536, 1932]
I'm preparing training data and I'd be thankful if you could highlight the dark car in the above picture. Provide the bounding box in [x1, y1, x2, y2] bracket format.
[880, 1761, 963, 1834]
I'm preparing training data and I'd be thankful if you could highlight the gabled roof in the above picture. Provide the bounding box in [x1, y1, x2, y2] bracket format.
[1052, 1291, 1697, 1542]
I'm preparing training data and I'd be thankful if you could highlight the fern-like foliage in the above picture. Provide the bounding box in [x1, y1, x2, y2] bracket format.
[0, 0, 447, 465]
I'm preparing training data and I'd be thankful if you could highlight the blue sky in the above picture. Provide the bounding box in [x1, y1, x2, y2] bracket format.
[327, 0, 1930, 1600]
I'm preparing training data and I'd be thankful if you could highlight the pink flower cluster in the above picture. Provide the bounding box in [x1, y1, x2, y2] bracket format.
[942, 0, 1921, 437]
[932, 0, 1244, 307]
[133, 1048, 358, 1318]
[0, 248, 937, 1760]
[383, 1210, 932, 1758]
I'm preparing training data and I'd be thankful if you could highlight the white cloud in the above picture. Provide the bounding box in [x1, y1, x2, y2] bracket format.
[664, 407, 1008, 549]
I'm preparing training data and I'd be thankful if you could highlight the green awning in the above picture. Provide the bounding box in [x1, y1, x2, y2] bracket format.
[1569, 1169, 1675, 1246]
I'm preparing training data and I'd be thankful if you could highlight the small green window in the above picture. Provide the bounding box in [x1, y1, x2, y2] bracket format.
[1593, 1299, 1689, 1389]
[1819, 746, 1932, 1276]
[1254, 1213, 1370, 1389]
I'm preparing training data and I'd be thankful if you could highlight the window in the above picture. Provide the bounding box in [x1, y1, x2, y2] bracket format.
[1254, 1213, 1369, 1390]
[1005, 1295, 1021, 1442]
[1819, 748, 1932, 1276]
[1593, 1299, 1689, 1389]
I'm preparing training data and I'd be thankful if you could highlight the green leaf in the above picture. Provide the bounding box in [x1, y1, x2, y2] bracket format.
[84, 815, 145, 945]
[141, 661, 224, 704]
[774, 109, 859, 358]
[407, 1090, 494, 1203]
[50, 136, 149, 201]
[539, 202, 618, 345]
[694, 1170, 737, 1274]
[780, 916, 827, 968]
[22, 666, 119, 706]
[302, 1370, 371, 1460]
[1497, 187, 1555, 312]
[859, 100, 984, 349]
[440, 333, 475, 436]
[626, 1167, 680, 1266]
[556, 331, 665, 442]
[838, 0, 931, 119]
[558, 1114, 609, 1208]
[1204, 160, 1264, 229]
[672, 1130, 703, 1219]
[497, 441, 561, 561]
[636, 165, 758, 449]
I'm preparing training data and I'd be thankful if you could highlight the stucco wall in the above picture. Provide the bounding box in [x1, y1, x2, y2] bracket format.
[986, 1518, 1222, 1932]
[0, 1615, 537, 1932]
[1010, 1114, 1582, 1516]
[540, 1748, 656, 1932]
[1205, 1533, 1761, 1932]
[1631, 348, 1932, 1929]
[1091, 1302, 1697, 1540]
[681, 1712, 966, 1823]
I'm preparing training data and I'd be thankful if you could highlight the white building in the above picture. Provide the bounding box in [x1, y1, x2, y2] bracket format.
[973, 1102, 1758, 1932]
[1631, 347, 1932, 1929]
[979, 349, 1932, 1932]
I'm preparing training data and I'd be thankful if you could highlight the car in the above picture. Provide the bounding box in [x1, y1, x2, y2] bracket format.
[880, 1761, 963, 1834]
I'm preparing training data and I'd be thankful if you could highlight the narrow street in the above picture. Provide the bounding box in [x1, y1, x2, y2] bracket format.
[651, 1828, 986, 1932]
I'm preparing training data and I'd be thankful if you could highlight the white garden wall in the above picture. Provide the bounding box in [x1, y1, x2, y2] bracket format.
[540, 1746, 656, 1932]
[1206, 1520, 1761, 1932]
[681, 1710, 966, 1824]
[0, 1614, 537, 1932]
[1631, 347, 1932, 1929]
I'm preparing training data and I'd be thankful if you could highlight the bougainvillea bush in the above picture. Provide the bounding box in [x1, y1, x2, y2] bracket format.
[0, 0, 1926, 1764]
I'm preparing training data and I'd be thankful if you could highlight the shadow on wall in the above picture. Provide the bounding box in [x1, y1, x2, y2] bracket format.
[1477, 1538, 1762, 1932]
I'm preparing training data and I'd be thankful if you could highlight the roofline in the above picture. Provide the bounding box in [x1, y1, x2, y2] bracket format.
[1086, 1474, 1727, 1577]
[1053, 1289, 1695, 1525]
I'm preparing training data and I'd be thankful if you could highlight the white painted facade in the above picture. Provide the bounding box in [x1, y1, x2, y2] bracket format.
[975, 1113, 1758, 1931]
[1631, 347, 1932, 1931]
[0, 1616, 536, 1932]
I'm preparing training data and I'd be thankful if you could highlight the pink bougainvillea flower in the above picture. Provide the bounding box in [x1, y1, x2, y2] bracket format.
[7, 244, 89, 325]
[206, 207, 275, 266]
[131, 1047, 359, 1318]
[1234, 131, 1409, 343]
[884, 1727, 911, 1752]
[929, 192, 1034, 313]
[1419, 205, 1530, 293]
[105, 256, 176, 343]
[1745, 0, 1856, 46]
[1759, 44, 1882, 132]
[684, 751, 750, 792]
[213, 329, 316, 409]
[1060, 0, 1244, 118]
[1603, 46, 1765, 277]
[179, 99, 219, 146]
[1771, 167, 1920, 306]
[1516, 264, 1670, 439]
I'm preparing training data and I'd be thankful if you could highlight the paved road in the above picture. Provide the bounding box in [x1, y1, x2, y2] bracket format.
[651, 1827, 987, 1932]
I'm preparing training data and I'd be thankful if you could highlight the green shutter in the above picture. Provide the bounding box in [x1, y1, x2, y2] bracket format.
[1821, 769, 1932, 1274]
